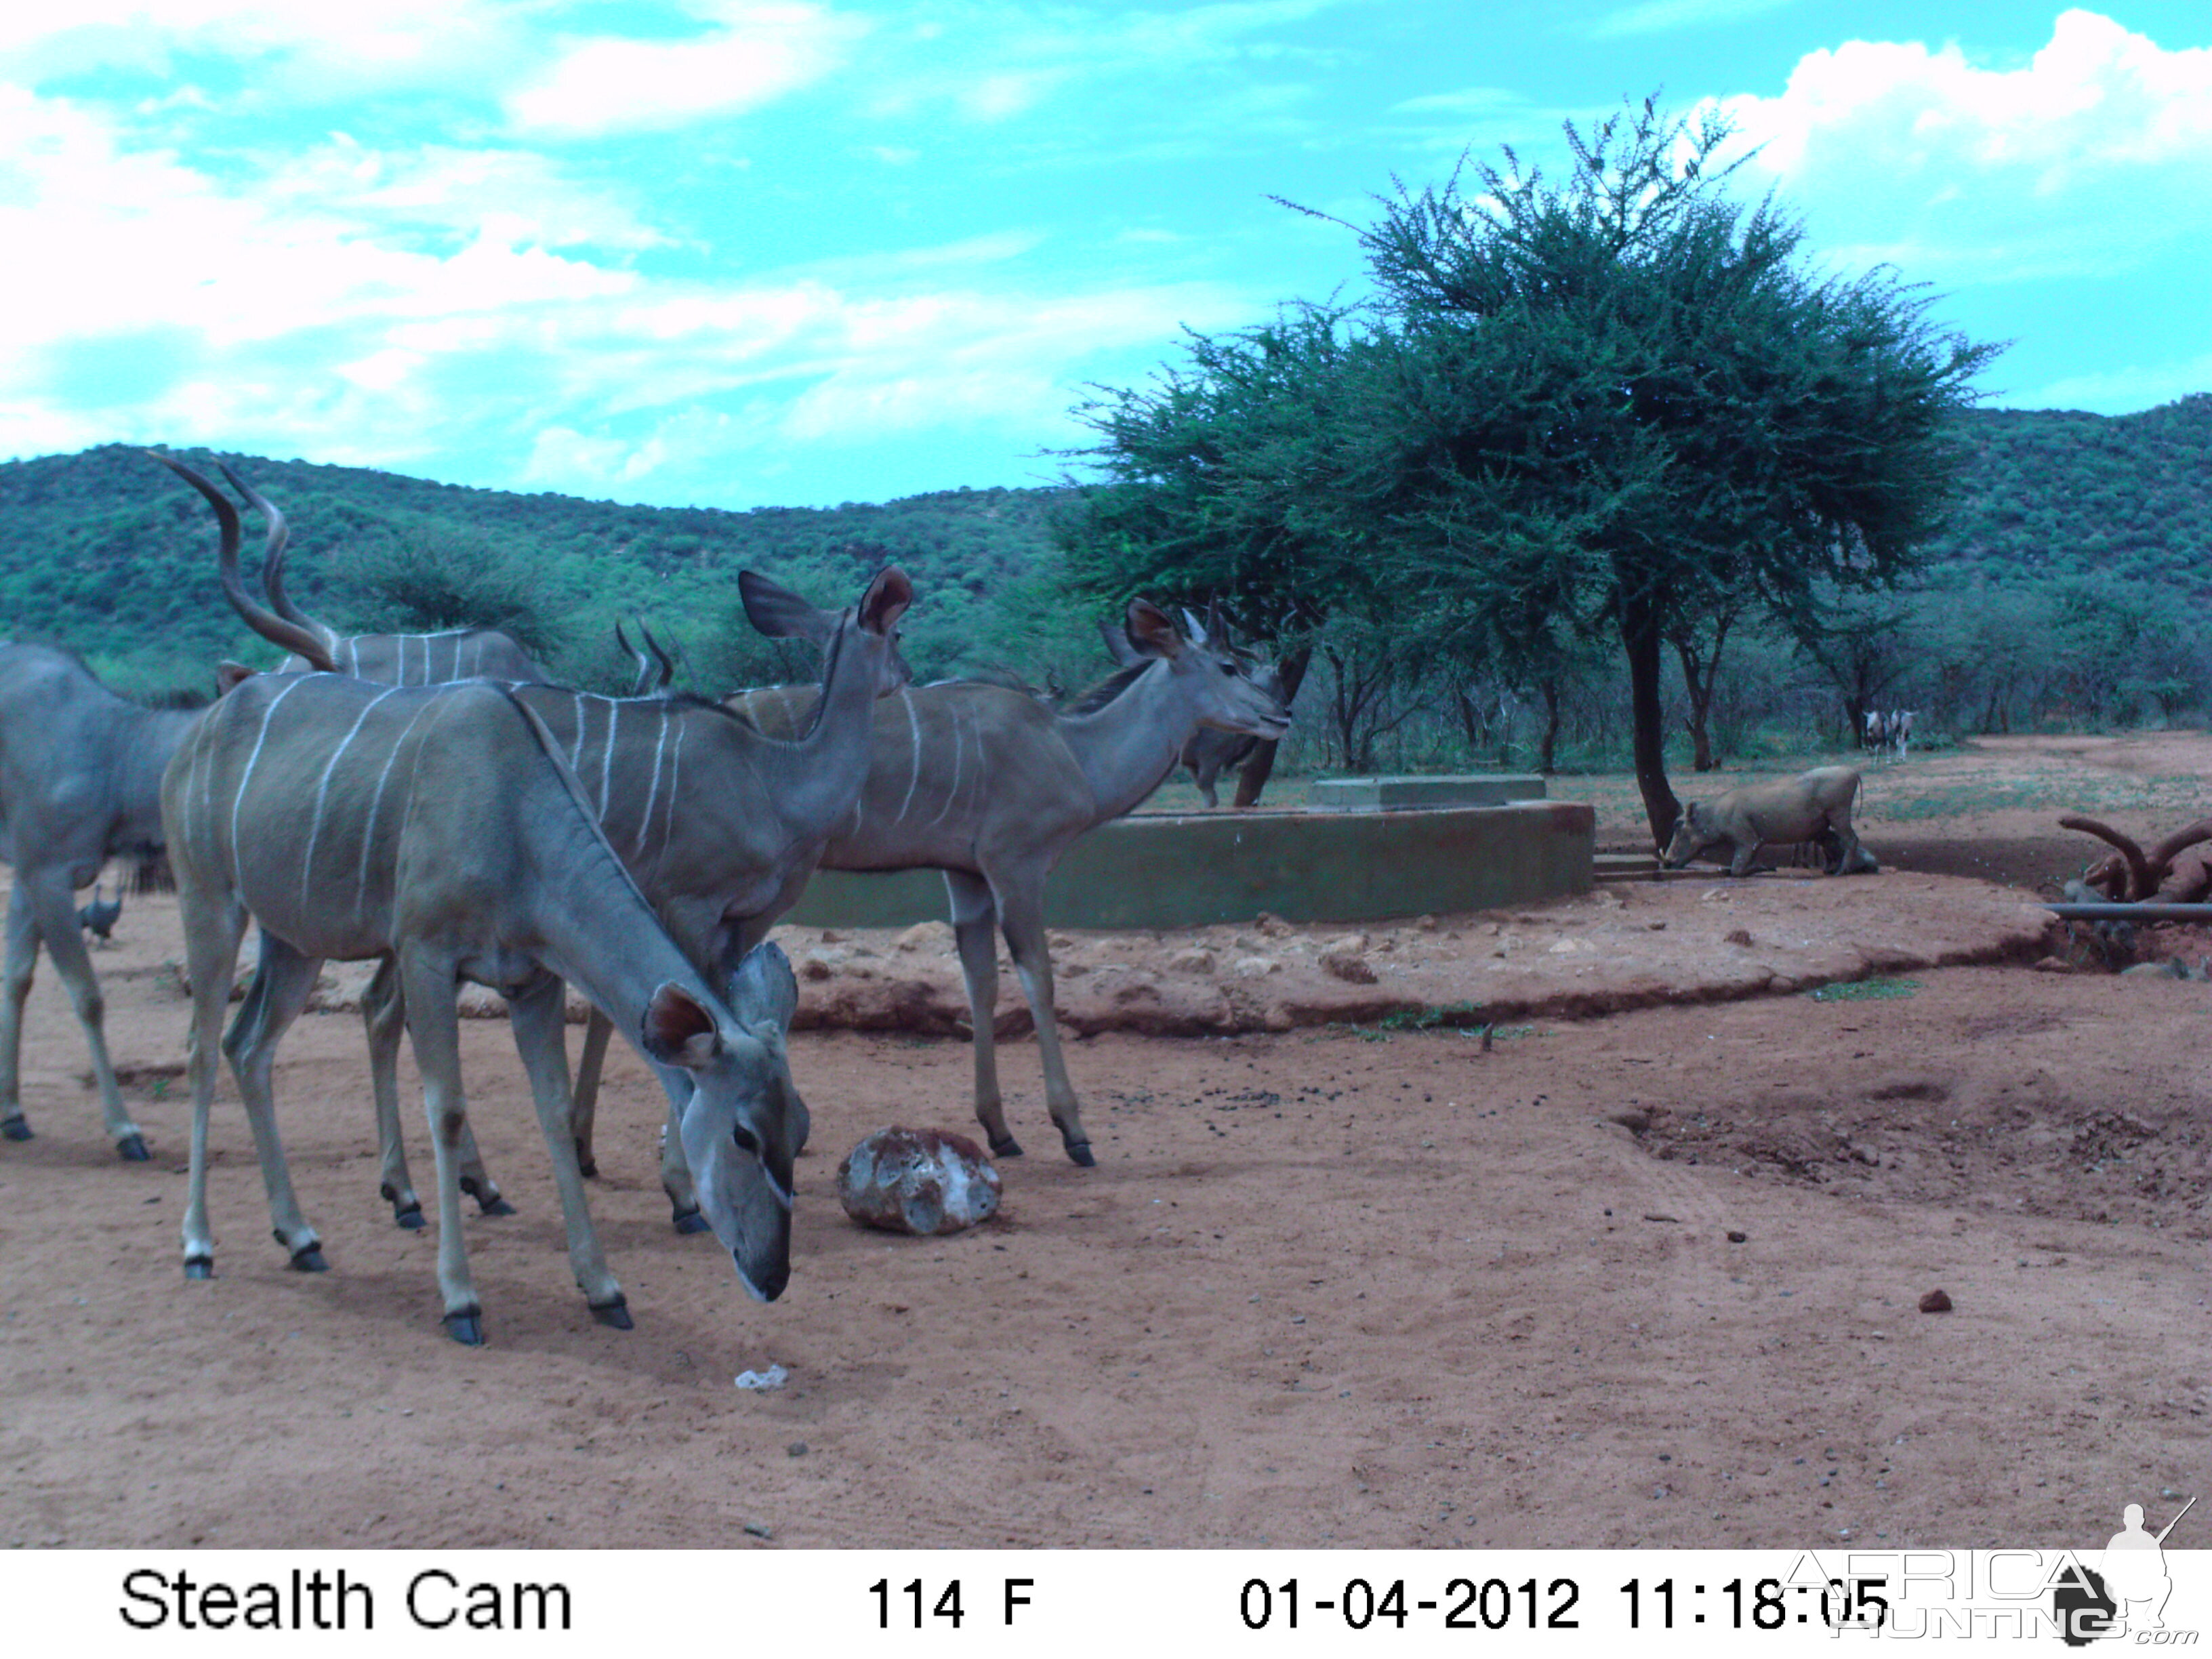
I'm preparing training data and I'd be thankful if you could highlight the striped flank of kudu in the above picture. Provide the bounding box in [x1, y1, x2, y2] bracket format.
[162, 665, 805, 1345]
[573, 598, 1292, 1169]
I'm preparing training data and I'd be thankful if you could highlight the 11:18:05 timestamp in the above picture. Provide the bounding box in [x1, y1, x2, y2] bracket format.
[1622, 1576, 1891, 1630]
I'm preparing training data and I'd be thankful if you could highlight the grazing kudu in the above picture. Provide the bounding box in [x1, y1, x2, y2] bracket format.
[1099, 615, 1287, 807]
[0, 647, 203, 1157]
[671, 599, 1292, 1168]
[164, 662, 806, 1344]
[182, 457, 915, 1232]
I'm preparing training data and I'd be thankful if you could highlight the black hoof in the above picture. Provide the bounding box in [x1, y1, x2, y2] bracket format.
[1065, 1139, 1096, 1168]
[444, 1309, 485, 1346]
[577, 1155, 598, 1179]
[671, 1208, 711, 1235]
[590, 1296, 634, 1330]
[989, 1135, 1024, 1159]
[183, 1258, 213, 1281]
[394, 1204, 426, 1231]
[116, 1132, 149, 1162]
[3, 1119, 33, 1142]
[289, 1245, 329, 1273]
[479, 1197, 517, 1217]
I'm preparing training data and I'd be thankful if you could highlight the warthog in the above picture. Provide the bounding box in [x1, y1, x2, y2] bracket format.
[1660, 765, 1877, 877]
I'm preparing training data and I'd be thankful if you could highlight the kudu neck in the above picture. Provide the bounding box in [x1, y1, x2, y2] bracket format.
[739, 620, 886, 837]
[1055, 660, 1198, 820]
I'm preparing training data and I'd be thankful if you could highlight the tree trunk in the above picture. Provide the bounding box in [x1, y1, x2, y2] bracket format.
[1621, 592, 1679, 846]
[1231, 644, 1311, 809]
[1538, 676, 1562, 773]
[1671, 612, 1732, 773]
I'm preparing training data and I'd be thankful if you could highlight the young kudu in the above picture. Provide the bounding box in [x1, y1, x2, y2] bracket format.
[617, 599, 1292, 1169]
[173, 457, 915, 1233]
[0, 646, 203, 1157]
[163, 663, 807, 1345]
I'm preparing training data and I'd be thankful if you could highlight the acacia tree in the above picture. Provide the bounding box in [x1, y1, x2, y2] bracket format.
[1357, 99, 1999, 840]
[1061, 99, 1996, 834]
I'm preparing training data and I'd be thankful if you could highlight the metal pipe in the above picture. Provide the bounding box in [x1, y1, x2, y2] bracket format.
[2044, 903, 2212, 924]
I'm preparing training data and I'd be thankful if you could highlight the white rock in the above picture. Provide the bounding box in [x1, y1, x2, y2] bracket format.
[837, 1128, 1002, 1235]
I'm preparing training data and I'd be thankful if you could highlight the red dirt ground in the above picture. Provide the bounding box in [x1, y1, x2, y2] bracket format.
[3, 733, 2210, 1550]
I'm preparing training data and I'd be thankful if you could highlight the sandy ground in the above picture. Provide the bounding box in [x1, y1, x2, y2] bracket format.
[4, 733, 2211, 1549]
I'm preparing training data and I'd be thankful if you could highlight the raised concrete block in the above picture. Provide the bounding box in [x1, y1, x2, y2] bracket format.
[1307, 774, 1548, 812]
[785, 800, 1595, 930]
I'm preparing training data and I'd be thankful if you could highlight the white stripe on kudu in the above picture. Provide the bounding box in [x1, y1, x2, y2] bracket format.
[228, 676, 314, 888]
[301, 684, 405, 909]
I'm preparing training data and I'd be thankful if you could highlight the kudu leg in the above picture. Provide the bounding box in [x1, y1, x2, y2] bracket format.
[361, 954, 510, 1227]
[569, 1007, 613, 1178]
[19, 868, 144, 1158]
[989, 872, 1094, 1166]
[178, 890, 249, 1280]
[398, 949, 488, 1345]
[221, 935, 329, 1271]
[0, 881, 40, 1141]
[577, 1004, 708, 1234]
[506, 975, 629, 1327]
[945, 871, 1021, 1158]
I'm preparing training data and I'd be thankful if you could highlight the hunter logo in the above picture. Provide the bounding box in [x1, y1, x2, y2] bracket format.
[2053, 1498, 2195, 1646]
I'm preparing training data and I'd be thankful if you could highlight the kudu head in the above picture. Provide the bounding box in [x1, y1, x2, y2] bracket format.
[1119, 599, 1292, 741]
[642, 941, 803, 1302]
[738, 566, 915, 697]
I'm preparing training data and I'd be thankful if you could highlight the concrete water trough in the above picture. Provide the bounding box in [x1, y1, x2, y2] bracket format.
[785, 791, 1596, 931]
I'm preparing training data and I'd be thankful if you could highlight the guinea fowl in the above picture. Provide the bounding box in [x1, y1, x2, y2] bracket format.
[78, 884, 123, 945]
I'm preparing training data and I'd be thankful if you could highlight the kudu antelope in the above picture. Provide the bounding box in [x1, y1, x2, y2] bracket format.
[1099, 613, 1286, 808]
[163, 655, 806, 1343]
[178, 456, 916, 1234]
[574, 600, 1291, 1168]
[0, 647, 204, 1157]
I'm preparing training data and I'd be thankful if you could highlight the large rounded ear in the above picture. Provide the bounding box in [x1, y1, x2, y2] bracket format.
[859, 567, 914, 636]
[216, 661, 256, 695]
[1124, 599, 1183, 659]
[724, 941, 798, 1033]
[739, 571, 834, 644]
[640, 982, 722, 1069]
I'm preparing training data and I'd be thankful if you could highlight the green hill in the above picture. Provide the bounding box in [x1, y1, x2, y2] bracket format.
[0, 445, 1073, 697]
[3, 394, 2207, 708]
[1919, 393, 2212, 596]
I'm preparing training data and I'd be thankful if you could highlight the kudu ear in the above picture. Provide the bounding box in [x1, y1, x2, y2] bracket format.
[640, 982, 722, 1070]
[738, 571, 834, 645]
[1124, 599, 1184, 659]
[859, 567, 914, 636]
[215, 661, 256, 695]
[724, 941, 799, 1035]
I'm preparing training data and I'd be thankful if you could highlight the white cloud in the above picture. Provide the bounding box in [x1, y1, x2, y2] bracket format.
[0, 0, 534, 105]
[0, 77, 1253, 497]
[1589, 0, 1795, 41]
[2014, 351, 2212, 415]
[1709, 10, 2212, 283]
[505, 3, 866, 138]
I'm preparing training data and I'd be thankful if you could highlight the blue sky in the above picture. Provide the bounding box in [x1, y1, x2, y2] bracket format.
[3, 3, 2207, 509]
